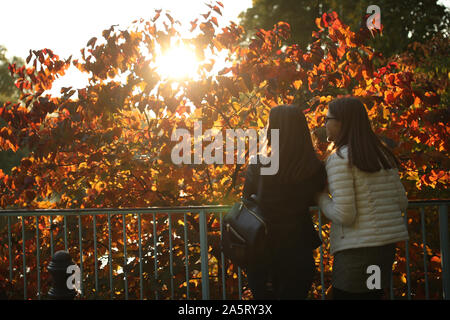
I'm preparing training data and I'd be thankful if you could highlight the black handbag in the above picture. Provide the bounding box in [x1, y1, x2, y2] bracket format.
[221, 168, 268, 269]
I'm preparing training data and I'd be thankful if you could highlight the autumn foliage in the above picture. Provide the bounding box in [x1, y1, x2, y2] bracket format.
[0, 2, 448, 299]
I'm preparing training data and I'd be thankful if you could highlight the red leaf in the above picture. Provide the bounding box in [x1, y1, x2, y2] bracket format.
[213, 5, 222, 15]
[211, 17, 218, 27]
[431, 256, 441, 264]
[26, 50, 32, 64]
[385, 92, 395, 104]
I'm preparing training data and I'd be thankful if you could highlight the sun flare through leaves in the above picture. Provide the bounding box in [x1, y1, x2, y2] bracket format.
[154, 41, 200, 80]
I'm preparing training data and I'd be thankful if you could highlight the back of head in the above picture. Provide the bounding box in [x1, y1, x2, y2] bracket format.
[266, 105, 323, 184]
[328, 96, 399, 172]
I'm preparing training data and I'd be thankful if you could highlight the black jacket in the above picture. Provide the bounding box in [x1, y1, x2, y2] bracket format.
[242, 160, 327, 252]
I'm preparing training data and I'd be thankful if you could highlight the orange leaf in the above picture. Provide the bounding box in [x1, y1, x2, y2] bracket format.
[431, 256, 441, 264]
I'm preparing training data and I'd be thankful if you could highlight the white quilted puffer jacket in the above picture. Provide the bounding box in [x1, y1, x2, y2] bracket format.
[318, 145, 409, 255]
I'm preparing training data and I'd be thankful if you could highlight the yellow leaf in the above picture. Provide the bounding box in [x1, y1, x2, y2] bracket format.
[220, 176, 229, 185]
[259, 80, 267, 88]
[78, 162, 88, 169]
[383, 108, 390, 120]
[401, 274, 407, 284]
[257, 118, 264, 128]
[293, 80, 302, 90]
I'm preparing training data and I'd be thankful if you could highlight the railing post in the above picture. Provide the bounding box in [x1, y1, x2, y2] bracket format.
[199, 210, 210, 299]
[439, 204, 449, 300]
[318, 209, 325, 300]
[48, 251, 77, 300]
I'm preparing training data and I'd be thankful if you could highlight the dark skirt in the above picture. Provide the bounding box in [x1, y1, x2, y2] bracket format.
[246, 216, 320, 299]
[332, 243, 396, 293]
[247, 243, 316, 300]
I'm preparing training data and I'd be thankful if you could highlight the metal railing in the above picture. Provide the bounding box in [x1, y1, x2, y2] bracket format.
[0, 200, 448, 300]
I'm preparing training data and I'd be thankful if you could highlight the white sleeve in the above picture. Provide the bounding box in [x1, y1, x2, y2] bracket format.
[317, 152, 357, 226]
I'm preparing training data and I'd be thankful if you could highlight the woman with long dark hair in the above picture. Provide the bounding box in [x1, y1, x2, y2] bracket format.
[317, 96, 409, 300]
[242, 104, 327, 299]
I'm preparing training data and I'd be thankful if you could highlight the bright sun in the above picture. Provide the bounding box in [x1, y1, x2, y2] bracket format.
[155, 44, 199, 80]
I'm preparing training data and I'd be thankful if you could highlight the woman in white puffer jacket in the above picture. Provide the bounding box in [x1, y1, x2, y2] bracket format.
[317, 96, 409, 300]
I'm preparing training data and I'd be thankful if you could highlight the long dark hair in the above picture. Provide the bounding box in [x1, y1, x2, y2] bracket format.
[266, 104, 323, 184]
[328, 96, 400, 172]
